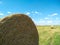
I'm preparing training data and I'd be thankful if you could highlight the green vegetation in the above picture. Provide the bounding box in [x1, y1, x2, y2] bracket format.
[37, 25, 60, 45]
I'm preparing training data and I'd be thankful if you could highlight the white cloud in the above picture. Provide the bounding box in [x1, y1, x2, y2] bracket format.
[31, 11, 42, 15]
[7, 11, 11, 13]
[52, 20, 60, 25]
[47, 20, 52, 24]
[0, 1, 2, 4]
[45, 17, 49, 20]
[35, 11, 39, 14]
[40, 20, 45, 23]
[25, 11, 42, 16]
[38, 20, 46, 25]
[0, 13, 4, 15]
[26, 12, 30, 15]
[38, 19, 53, 25]
[39, 20, 53, 25]
[51, 13, 58, 16]
[56, 17, 59, 20]
[35, 19, 60, 25]
[48, 13, 58, 17]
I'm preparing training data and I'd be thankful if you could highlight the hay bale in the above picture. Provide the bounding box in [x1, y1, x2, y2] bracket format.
[51, 25, 54, 29]
[0, 18, 2, 26]
[1, 17, 9, 22]
[0, 14, 39, 45]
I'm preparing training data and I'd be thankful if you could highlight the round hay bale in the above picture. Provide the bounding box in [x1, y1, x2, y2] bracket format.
[51, 25, 54, 29]
[0, 19, 1, 25]
[0, 14, 39, 45]
[1, 16, 9, 22]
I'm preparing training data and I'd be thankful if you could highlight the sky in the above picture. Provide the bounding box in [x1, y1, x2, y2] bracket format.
[0, 0, 60, 25]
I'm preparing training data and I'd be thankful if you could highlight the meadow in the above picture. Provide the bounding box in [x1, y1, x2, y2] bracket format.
[37, 25, 60, 45]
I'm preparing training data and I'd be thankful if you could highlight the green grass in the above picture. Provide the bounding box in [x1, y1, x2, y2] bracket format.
[37, 25, 60, 45]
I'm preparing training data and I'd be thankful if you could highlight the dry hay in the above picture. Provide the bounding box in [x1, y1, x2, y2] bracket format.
[0, 18, 2, 26]
[0, 14, 39, 45]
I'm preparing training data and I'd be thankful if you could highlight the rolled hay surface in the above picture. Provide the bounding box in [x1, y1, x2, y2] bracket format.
[0, 18, 2, 26]
[0, 14, 39, 45]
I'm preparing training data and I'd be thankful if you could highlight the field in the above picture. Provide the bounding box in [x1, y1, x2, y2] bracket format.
[37, 25, 60, 45]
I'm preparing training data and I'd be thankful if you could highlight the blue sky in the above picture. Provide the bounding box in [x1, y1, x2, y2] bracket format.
[0, 0, 60, 25]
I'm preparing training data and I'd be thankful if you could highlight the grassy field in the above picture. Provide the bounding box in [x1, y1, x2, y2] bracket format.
[37, 25, 60, 45]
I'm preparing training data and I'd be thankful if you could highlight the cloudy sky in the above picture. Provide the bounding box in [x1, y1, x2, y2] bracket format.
[0, 0, 60, 25]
